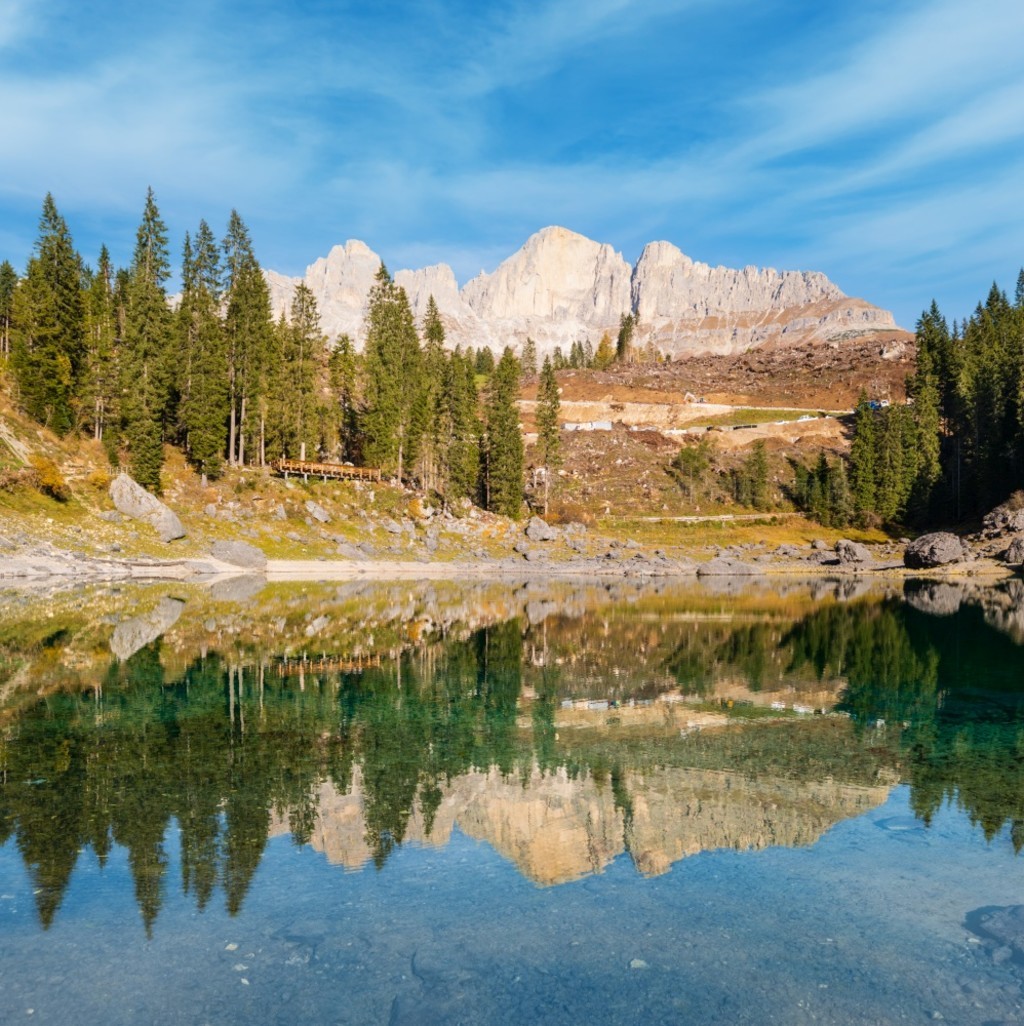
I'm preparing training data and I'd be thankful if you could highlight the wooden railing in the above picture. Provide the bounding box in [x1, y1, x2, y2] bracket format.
[272, 458, 381, 482]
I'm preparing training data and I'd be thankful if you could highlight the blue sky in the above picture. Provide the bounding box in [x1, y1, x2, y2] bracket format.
[1, 0, 1023, 329]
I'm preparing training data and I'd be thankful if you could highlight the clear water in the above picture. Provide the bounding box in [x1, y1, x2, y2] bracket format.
[1, 576, 1023, 1025]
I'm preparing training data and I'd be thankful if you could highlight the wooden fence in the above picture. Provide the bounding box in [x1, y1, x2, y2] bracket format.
[272, 458, 381, 482]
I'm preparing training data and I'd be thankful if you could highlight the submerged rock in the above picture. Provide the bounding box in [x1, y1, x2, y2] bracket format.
[697, 556, 760, 576]
[211, 539, 267, 569]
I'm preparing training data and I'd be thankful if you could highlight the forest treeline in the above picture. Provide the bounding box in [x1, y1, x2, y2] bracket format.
[0, 193, 543, 516]
[792, 278, 1024, 528]
[3, 192, 1024, 528]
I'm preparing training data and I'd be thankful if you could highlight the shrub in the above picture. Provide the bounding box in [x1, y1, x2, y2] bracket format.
[29, 455, 70, 501]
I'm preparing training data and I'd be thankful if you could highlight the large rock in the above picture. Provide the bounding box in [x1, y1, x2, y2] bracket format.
[210, 539, 267, 569]
[1003, 536, 1024, 565]
[263, 226, 897, 358]
[109, 473, 186, 542]
[525, 515, 559, 542]
[903, 532, 971, 570]
[835, 539, 873, 565]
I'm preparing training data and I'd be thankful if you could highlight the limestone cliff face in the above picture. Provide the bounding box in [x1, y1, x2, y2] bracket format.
[460, 226, 632, 351]
[264, 227, 897, 357]
[629, 241, 894, 355]
[277, 761, 890, 886]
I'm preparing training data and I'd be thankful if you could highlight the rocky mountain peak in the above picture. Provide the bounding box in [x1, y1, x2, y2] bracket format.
[264, 226, 898, 357]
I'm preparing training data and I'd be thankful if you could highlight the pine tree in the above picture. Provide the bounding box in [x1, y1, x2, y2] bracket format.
[328, 334, 360, 462]
[475, 346, 495, 376]
[616, 312, 636, 363]
[361, 265, 423, 480]
[849, 395, 878, 522]
[274, 282, 328, 460]
[0, 260, 16, 358]
[483, 347, 524, 518]
[10, 195, 85, 435]
[436, 346, 480, 505]
[535, 356, 561, 515]
[223, 211, 273, 466]
[81, 246, 119, 442]
[415, 296, 448, 490]
[178, 222, 228, 482]
[520, 337, 537, 378]
[117, 188, 174, 490]
[733, 440, 770, 510]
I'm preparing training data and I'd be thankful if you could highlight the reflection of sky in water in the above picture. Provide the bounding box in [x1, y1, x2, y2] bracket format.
[2, 578, 1024, 1023]
[1, 788, 1022, 1025]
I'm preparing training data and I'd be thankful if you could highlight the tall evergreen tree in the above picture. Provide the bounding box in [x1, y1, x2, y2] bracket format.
[10, 194, 85, 435]
[520, 337, 537, 378]
[81, 246, 119, 442]
[0, 259, 16, 358]
[178, 221, 228, 482]
[271, 282, 328, 460]
[327, 334, 360, 462]
[616, 312, 636, 363]
[849, 395, 878, 522]
[223, 211, 273, 466]
[361, 265, 423, 480]
[535, 355, 561, 515]
[415, 295, 448, 490]
[436, 346, 481, 505]
[117, 188, 174, 490]
[483, 347, 524, 518]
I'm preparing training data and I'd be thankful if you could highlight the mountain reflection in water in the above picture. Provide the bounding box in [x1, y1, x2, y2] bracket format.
[1, 576, 1023, 934]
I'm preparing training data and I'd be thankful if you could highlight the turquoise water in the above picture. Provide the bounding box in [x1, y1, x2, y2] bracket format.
[1, 577, 1022, 1024]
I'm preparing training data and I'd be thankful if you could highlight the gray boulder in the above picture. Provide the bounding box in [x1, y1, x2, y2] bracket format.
[305, 500, 331, 524]
[525, 516, 559, 542]
[109, 473, 186, 542]
[1004, 536, 1024, 565]
[904, 532, 971, 569]
[210, 539, 267, 569]
[836, 539, 873, 565]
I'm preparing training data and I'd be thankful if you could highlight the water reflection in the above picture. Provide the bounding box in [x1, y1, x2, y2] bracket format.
[1, 576, 1023, 934]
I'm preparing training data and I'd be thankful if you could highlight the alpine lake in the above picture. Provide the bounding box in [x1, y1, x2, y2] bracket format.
[2, 572, 1023, 1026]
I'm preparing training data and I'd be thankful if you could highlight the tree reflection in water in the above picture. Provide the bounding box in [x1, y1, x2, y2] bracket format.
[1, 579, 1023, 932]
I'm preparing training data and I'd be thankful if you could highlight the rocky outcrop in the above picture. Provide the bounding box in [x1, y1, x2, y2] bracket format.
[109, 473, 185, 542]
[264, 226, 898, 358]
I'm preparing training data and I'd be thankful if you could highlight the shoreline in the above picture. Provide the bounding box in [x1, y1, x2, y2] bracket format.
[0, 549, 1015, 585]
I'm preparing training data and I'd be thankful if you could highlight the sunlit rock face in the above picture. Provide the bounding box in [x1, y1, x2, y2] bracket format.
[630, 241, 895, 356]
[265, 227, 897, 357]
[460, 226, 633, 353]
[278, 762, 890, 886]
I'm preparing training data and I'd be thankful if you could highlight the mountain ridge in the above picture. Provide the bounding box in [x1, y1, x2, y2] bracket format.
[265, 225, 898, 357]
